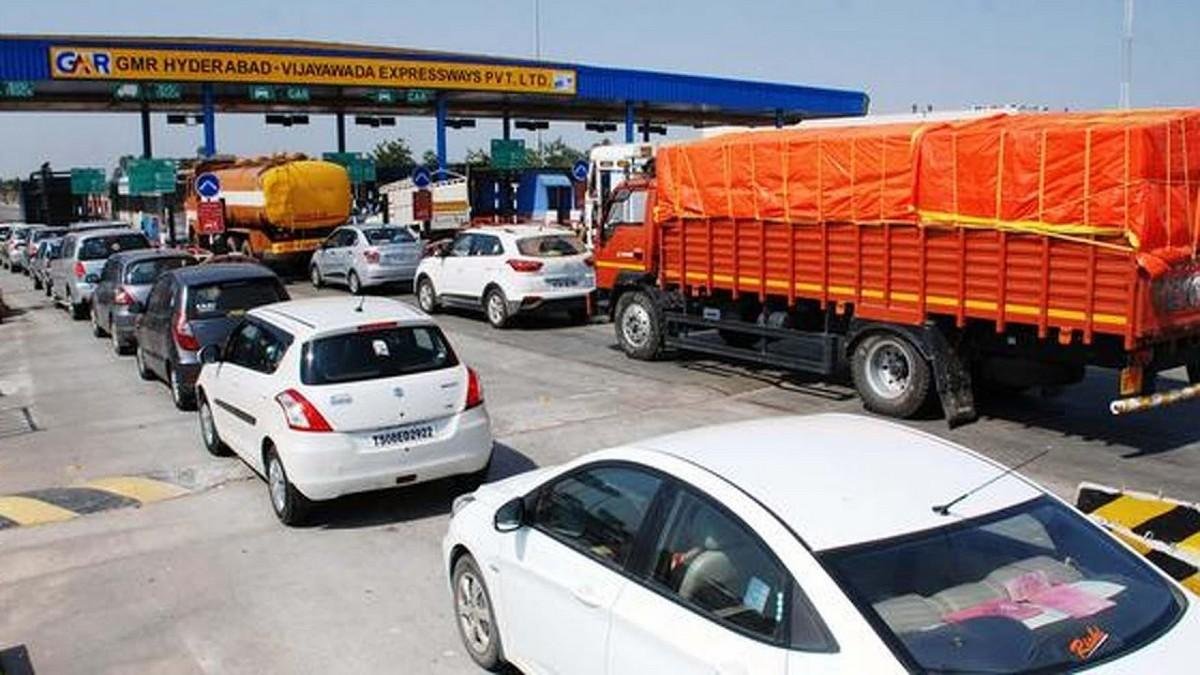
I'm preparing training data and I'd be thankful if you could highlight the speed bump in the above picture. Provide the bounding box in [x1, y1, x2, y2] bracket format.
[1077, 482, 1200, 595]
[0, 476, 188, 530]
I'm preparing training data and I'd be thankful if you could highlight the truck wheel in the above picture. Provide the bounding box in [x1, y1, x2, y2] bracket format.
[484, 288, 510, 329]
[852, 333, 931, 419]
[615, 291, 664, 360]
[417, 277, 439, 314]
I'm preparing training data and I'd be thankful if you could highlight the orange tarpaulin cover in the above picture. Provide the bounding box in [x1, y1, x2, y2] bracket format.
[655, 110, 1200, 275]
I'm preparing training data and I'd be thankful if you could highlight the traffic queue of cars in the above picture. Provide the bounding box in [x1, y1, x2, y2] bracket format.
[4, 218, 1197, 673]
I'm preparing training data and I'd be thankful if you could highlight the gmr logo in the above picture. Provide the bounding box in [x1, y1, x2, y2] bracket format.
[54, 50, 112, 76]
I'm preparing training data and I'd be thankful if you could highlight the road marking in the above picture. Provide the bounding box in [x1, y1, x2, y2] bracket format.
[86, 476, 189, 503]
[0, 495, 78, 526]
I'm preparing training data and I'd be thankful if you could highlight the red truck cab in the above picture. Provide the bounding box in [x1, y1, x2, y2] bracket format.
[593, 178, 656, 305]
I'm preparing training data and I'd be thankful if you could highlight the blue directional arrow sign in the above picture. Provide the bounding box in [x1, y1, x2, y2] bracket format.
[195, 172, 221, 199]
[571, 159, 589, 183]
[411, 166, 432, 189]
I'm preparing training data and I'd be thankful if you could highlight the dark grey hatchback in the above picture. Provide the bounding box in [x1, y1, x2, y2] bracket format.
[91, 249, 196, 355]
[135, 263, 288, 409]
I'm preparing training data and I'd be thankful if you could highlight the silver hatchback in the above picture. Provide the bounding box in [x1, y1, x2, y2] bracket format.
[51, 228, 152, 319]
[309, 225, 422, 295]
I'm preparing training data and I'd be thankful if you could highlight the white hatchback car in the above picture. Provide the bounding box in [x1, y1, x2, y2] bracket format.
[194, 296, 493, 525]
[443, 414, 1197, 674]
[414, 225, 595, 328]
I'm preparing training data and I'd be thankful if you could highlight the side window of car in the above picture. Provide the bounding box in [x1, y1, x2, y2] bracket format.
[532, 465, 663, 567]
[449, 234, 474, 257]
[101, 259, 119, 283]
[226, 322, 264, 370]
[62, 236, 75, 259]
[344, 230, 361, 247]
[146, 278, 171, 315]
[645, 489, 794, 643]
[471, 235, 503, 256]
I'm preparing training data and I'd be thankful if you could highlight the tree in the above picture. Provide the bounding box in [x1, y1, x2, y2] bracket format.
[464, 147, 490, 166]
[421, 150, 439, 168]
[372, 138, 416, 173]
[524, 137, 586, 168]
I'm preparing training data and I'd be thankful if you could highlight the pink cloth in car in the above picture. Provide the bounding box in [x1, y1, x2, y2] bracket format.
[945, 571, 1114, 624]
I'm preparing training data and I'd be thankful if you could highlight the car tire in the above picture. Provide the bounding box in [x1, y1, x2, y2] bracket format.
[91, 307, 107, 338]
[70, 300, 88, 321]
[136, 345, 155, 381]
[265, 446, 311, 526]
[416, 276, 439, 314]
[112, 329, 132, 356]
[347, 270, 363, 296]
[452, 554, 506, 672]
[32, 275, 42, 290]
[167, 364, 196, 411]
[851, 333, 932, 419]
[197, 393, 230, 457]
[310, 264, 323, 289]
[484, 288, 510, 329]
[614, 291, 664, 360]
[44, 281, 52, 297]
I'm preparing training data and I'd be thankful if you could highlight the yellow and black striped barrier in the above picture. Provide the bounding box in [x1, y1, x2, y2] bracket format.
[1076, 482, 1200, 595]
[0, 476, 188, 530]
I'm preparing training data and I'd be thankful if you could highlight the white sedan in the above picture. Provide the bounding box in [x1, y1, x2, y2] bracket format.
[415, 225, 594, 328]
[195, 296, 492, 525]
[442, 414, 1198, 674]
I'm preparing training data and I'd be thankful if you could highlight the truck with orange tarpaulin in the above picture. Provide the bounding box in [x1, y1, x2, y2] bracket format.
[183, 155, 351, 262]
[593, 110, 1200, 425]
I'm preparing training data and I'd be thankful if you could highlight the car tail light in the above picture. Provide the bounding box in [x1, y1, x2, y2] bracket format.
[114, 286, 135, 306]
[364, 248, 381, 264]
[583, 255, 595, 267]
[465, 367, 484, 410]
[357, 320, 398, 332]
[73, 261, 86, 279]
[507, 259, 543, 273]
[172, 311, 201, 351]
[275, 389, 333, 432]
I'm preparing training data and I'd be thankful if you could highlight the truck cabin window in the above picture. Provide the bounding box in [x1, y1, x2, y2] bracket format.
[602, 189, 646, 241]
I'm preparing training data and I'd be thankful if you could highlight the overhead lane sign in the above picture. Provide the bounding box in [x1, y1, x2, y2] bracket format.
[49, 47, 577, 96]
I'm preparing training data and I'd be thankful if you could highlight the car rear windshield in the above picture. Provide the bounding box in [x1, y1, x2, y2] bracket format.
[186, 278, 286, 320]
[126, 257, 193, 285]
[78, 233, 150, 261]
[31, 229, 66, 243]
[301, 325, 458, 385]
[364, 227, 416, 244]
[516, 234, 585, 257]
[820, 496, 1184, 673]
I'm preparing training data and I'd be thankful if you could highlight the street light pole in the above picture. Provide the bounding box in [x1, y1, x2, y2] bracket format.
[1120, 0, 1133, 109]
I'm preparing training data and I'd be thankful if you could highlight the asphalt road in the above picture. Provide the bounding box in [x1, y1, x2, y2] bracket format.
[1, 266, 1198, 674]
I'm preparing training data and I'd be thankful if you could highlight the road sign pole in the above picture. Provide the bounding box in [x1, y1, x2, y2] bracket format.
[435, 95, 448, 173]
[336, 111, 346, 153]
[140, 103, 152, 158]
[502, 110, 511, 141]
[624, 101, 635, 144]
[202, 84, 216, 157]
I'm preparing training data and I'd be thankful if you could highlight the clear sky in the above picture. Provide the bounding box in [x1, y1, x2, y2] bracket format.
[1, 0, 1198, 177]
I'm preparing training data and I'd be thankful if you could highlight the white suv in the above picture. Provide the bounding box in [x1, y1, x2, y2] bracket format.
[414, 226, 595, 328]
[194, 296, 493, 525]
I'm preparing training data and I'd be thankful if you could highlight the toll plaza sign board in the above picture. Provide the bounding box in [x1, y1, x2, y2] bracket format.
[49, 46, 577, 95]
[196, 201, 225, 235]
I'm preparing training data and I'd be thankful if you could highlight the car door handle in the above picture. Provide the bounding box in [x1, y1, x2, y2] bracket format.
[570, 585, 603, 609]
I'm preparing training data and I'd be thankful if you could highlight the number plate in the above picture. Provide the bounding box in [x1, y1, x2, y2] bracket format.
[371, 422, 436, 448]
[546, 276, 579, 288]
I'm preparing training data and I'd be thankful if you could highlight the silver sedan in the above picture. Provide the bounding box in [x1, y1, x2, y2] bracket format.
[309, 225, 422, 295]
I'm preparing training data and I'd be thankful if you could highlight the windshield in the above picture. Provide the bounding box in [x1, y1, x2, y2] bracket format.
[79, 233, 150, 261]
[821, 496, 1184, 673]
[186, 278, 287, 320]
[126, 257, 193, 285]
[32, 229, 67, 243]
[517, 234, 586, 257]
[364, 227, 416, 244]
[301, 325, 458, 385]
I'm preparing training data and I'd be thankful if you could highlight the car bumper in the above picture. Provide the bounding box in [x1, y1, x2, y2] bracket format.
[70, 282, 96, 303]
[512, 289, 594, 315]
[361, 263, 419, 286]
[111, 311, 140, 343]
[282, 405, 493, 501]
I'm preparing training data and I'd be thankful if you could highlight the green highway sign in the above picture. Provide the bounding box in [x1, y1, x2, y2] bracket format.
[284, 86, 310, 102]
[113, 83, 142, 100]
[405, 89, 433, 105]
[70, 168, 107, 195]
[145, 83, 182, 101]
[249, 85, 275, 102]
[490, 139, 527, 170]
[322, 152, 377, 184]
[370, 89, 397, 104]
[0, 81, 34, 98]
[126, 158, 177, 195]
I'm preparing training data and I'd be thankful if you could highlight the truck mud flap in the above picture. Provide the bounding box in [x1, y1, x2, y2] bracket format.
[663, 312, 838, 375]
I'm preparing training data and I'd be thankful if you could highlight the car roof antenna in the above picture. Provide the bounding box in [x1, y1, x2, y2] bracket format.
[355, 294, 366, 313]
[931, 448, 1051, 516]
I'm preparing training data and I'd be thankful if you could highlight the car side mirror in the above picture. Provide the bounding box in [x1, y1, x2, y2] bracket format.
[493, 497, 527, 533]
[199, 344, 222, 365]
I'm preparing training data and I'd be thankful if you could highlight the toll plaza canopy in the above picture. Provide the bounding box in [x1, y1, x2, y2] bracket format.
[0, 34, 869, 164]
